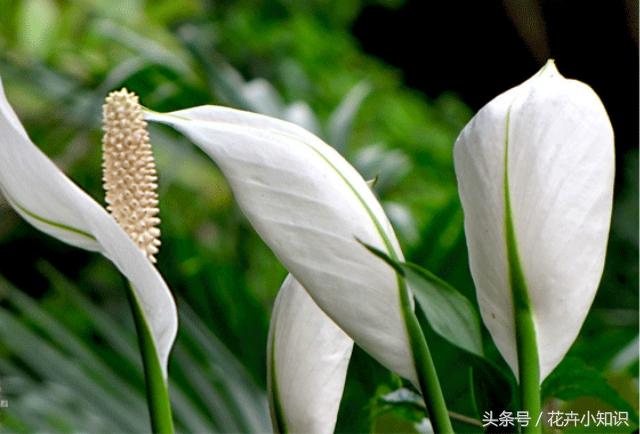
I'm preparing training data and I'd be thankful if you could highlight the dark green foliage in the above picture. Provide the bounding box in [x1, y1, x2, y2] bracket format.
[542, 357, 639, 425]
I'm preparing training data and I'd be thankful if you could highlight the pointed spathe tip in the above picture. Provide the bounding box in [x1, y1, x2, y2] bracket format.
[537, 59, 562, 79]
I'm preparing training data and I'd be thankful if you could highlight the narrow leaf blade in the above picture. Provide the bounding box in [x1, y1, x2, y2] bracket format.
[364, 243, 483, 357]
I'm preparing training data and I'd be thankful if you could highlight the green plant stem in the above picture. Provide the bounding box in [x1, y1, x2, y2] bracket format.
[515, 309, 541, 434]
[127, 283, 175, 434]
[399, 277, 454, 433]
[504, 107, 541, 434]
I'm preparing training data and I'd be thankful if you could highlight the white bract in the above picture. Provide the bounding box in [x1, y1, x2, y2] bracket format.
[267, 275, 353, 434]
[454, 61, 614, 380]
[0, 78, 177, 378]
[145, 106, 419, 385]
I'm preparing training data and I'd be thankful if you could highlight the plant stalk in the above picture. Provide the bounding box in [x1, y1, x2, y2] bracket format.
[127, 283, 175, 434]
[399, 277, 454, 433]
[504, 106, 542, 434]
[515, 309, 541, 434]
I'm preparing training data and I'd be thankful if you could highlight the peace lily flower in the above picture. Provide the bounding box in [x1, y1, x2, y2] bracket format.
[0, 79, 177, 431]
[454, 60, 614, 431]
[144, 106, 415, 379]
[145, 106, 454, 432]
[267, 275, 353, 434]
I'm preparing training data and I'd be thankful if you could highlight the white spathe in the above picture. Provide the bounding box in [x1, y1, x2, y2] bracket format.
[145, 106, 419, 385]
[267, 275, 353, 434]
[0, 78, 177, 379]
[454, 61, 614, 381]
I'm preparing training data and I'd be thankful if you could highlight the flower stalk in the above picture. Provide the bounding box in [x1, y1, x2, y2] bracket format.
[102, 89, 174, 434]
[504, 114, 541, 433]
[127, 282, 175, 434]
[400, 285, 454, 433]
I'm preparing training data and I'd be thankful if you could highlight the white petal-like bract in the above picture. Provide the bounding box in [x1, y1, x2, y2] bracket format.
[268, 275, 353, 434]
[0, 78, 177, 378]
[454, 61, 614, 380]
[145, 106, 419, 384]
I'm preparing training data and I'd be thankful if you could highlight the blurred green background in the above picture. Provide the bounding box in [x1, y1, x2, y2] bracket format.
[0, 1, 636, 433]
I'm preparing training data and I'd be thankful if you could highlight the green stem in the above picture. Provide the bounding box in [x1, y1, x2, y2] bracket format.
[127, 283, 175, 434]
[515, 309, 541, 434]
[399, 277, 454, 433]
[503, 108, 541, 434]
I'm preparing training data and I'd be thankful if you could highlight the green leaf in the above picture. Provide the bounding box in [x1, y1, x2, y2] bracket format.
[379, 387, 425, 409]
[469, 357, 516, 433]
[406, 262, 484, 357]
[0, 269, 269, 433]
[327, 81, 371, 152]
[0, 309, 141, 432]
[363, 243, 519, 432]
[364, 244, 484, 357]
[377, 387, 489, 431]
[542, 357, 639, 423]
[241, 78, 285, 117]
[16, 0, 59, 59]
[373, 388, 430, 432]
[353, 144, 411, 194]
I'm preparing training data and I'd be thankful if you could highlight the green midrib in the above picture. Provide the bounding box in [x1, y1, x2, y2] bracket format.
[265, 137, 398, 434]
[12, 200, 95, 241]
[147, 112, 397, 254]
[503, 106, 541, 433]
[277, 131, 453, 433]
[7, 191, 173, 431]
[152, 114, 453, 432]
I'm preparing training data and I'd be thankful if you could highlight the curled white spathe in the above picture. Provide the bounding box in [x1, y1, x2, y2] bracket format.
[454, 61, 614, 381]
[268, 275, 353, 434]
[0, 78, 177, 379]
[145, 106, 419, 385]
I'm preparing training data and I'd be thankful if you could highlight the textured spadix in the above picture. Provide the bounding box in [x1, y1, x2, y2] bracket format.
[267, 275, 353, 434]
[102, 89, 161, 263]
[454, 61, 614, 381]
[145, 106, 419, 385]
[0, 78, 177, 378]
